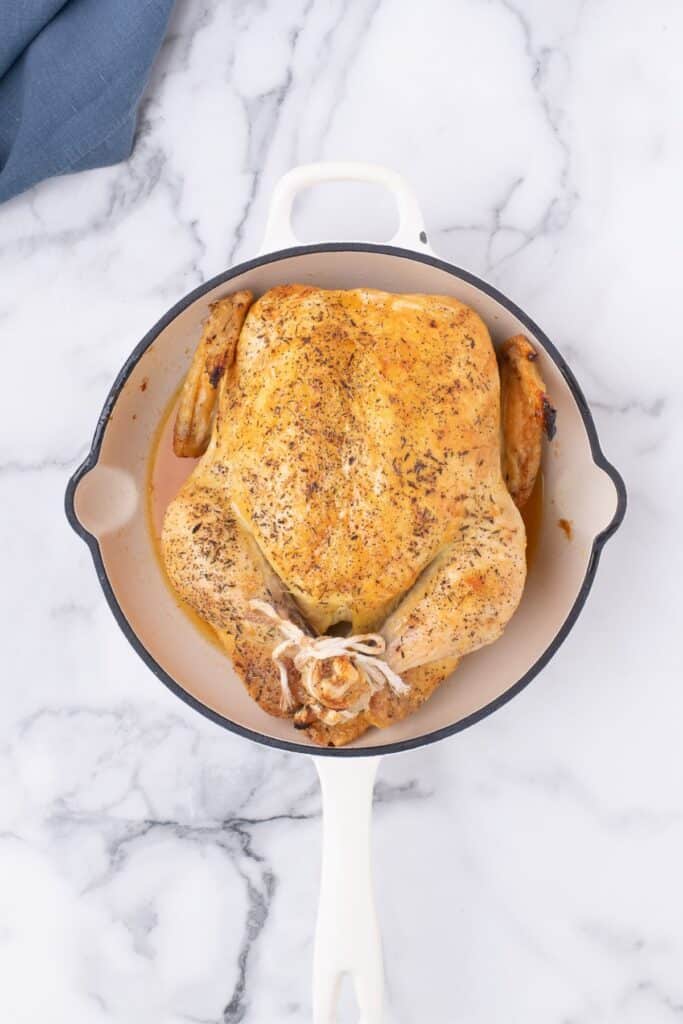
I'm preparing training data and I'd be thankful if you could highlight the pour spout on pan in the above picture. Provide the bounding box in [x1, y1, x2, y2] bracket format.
[68, 463, 139, 539]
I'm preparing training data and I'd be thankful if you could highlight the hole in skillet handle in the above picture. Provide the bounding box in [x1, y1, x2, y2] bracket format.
[292, 181, 400, 245]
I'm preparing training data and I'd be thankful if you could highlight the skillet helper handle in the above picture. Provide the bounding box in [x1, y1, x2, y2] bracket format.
[312, 755, 384, 1024]
[260, 162, 432, 254]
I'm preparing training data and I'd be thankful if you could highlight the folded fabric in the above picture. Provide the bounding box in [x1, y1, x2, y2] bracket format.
[0, 0, 174, 204]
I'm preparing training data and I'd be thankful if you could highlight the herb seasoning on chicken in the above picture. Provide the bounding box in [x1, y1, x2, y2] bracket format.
[162, 285, 551, 746]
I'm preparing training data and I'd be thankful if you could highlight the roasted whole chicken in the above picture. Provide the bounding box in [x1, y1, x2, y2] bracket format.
[162, 286, 552, 746]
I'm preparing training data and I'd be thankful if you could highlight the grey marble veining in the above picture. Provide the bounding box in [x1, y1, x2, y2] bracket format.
[1, 1, 681, 1021]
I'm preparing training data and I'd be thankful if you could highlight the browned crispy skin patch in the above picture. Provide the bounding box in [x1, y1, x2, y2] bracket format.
[173, 291, 253, 457]
[499, 334, 554, 509]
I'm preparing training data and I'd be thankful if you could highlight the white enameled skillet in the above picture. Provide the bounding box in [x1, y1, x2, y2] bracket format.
[66, 163, 626, 1023]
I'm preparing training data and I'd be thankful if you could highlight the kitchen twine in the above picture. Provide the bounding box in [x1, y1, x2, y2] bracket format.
[248, 599, 409, 711]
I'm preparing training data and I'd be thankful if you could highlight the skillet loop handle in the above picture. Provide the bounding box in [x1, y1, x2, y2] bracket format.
[312, 755, 384, 1024]
[260, 162, 431, 254]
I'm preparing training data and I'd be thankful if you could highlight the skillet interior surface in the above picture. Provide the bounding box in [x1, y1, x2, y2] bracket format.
[66, 244, 626, 756]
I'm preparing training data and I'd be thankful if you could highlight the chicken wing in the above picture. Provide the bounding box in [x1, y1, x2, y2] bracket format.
[499, 334, 555, 509]
[173, 291, 253, 457]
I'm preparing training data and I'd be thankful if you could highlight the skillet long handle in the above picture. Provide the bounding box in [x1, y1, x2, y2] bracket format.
[312, 755, 384, 1024]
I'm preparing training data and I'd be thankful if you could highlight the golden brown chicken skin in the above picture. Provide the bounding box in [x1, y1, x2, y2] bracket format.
[162, 287, 550, 746]
[499, 334, 555, 509]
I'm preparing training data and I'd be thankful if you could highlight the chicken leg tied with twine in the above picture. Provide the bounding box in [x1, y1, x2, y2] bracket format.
[248, 599, 409, 713]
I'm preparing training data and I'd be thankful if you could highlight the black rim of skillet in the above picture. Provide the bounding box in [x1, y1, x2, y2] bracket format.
[65, 243, 627, 758]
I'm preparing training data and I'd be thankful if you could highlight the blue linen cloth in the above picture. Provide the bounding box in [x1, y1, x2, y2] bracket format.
[0, 0, 174, 203]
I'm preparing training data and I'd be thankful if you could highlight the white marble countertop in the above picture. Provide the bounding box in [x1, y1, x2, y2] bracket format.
[1, 1, 681, 1021]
